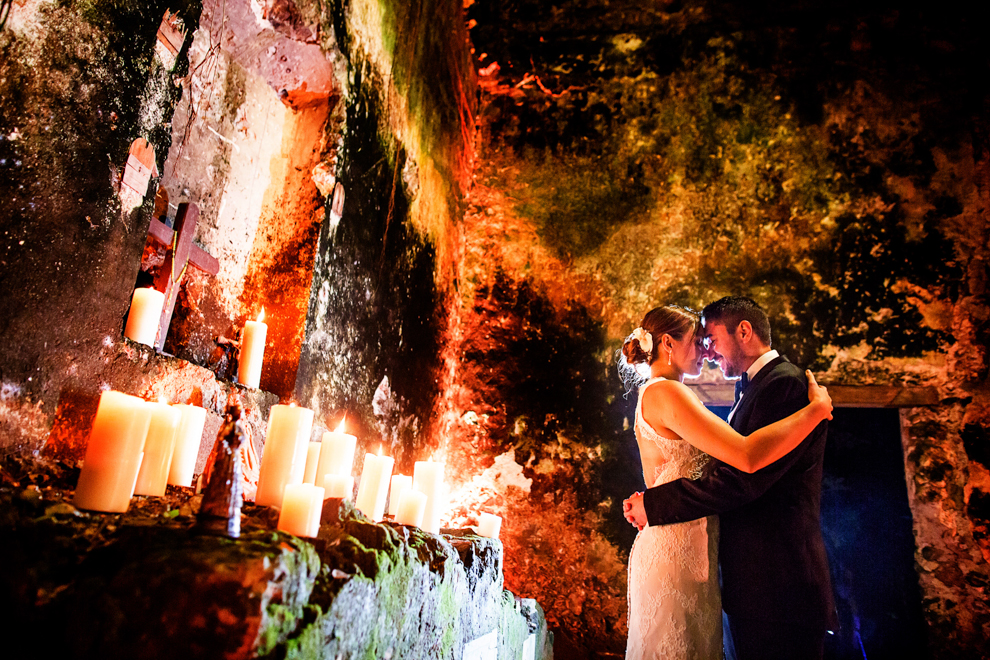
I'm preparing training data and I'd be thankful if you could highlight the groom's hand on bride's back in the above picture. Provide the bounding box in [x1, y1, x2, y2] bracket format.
[624, 492, 648, 530]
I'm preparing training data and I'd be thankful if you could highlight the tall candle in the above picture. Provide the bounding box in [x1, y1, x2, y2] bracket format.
[74, 391, 153, 512]
[167, 404, 207, 487]
[133, 401, 181, 497]
[393, 488, 427, 527]
[303, 441, 321, 484]
[476, 512, 503, 539]
[314, 419, 356, 490]
[388, 474, 412, 516]
[323, 473, 354, 500]
[277, 483, 324, 537]
[238, 309, 267, 389]
[124, 288, 165, 346]
[412, 459, 445, 534]
[355, 451, 394, 522]
[255, 404, 314, 507]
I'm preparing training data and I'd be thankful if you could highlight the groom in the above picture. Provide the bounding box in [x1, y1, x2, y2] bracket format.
[623, 296, 836, 660]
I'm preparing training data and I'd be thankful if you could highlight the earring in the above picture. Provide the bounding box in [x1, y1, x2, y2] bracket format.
[667, 349, 672, 366]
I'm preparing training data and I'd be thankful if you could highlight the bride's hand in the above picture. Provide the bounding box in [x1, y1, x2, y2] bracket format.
[806, 370, 833, 421]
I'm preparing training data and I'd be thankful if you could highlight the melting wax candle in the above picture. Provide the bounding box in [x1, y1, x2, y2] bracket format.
[388, 474, 412, 516]
[277, 483, 324, 537]
[124, 288, 165, 347]
[412, 459, 445, 534]
[303, 441, 321, 484]
[74, 391, 153, 513]
[323, 473, 354, 500]
[393, 488, 427, 527]
[476, 512, 503, 540]
[167, 404, 207, 487]
[314, 418, 356, 491]
[133, 400, 181, 497]
[354, 448, 394, 522]
[255, 404, 314, 507]
[238, 309, 267, 389]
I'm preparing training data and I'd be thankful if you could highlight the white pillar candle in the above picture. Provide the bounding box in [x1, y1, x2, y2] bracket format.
[323, 473, 354, 500]
[303, 441, 321, 484]
[123, 288, 165, 347]
[388, 474, 412, 516]
[476, 512, 503, 539]
[255, 404, 314, 507]
[167, 404, 207, 487]
[238, 309, 268, 389]
[277, 483, 324, 538]
[74, 391, 153, 513]
[412, 459, 445, 534]
[354, 451, 394, 522]
[393, 488, 427, 527]
[314, 421, 356, 489]
[133, 401, 181, 497]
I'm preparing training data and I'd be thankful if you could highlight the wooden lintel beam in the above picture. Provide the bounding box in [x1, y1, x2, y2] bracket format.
[688, 384, 940, 408]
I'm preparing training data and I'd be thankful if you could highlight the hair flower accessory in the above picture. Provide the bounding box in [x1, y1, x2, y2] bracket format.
[631, 327, 653, 354]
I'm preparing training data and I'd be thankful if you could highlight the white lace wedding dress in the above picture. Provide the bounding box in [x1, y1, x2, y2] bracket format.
[626, 377, 722, 660]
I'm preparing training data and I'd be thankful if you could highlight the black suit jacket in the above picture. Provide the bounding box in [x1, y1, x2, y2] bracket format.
[642, 355, 837, 629]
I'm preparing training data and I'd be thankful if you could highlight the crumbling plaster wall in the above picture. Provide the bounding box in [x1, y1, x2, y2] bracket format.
[158, 0, 338, 400]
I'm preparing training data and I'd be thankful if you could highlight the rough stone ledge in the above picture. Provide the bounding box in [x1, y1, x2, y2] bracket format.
[0, 455, 552, 660]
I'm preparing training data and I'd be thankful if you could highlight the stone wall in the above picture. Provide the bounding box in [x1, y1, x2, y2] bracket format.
[0, 0, 203, 451]
[458, 0, 990, 656]
[0, 458, 551, 660]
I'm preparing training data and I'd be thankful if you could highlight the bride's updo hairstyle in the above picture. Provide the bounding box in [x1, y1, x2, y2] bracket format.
[618, 305, 699, 394]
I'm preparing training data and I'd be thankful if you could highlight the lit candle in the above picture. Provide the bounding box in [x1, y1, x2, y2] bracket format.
[323, 473, 354, 500]
[388, 474, 412, 516]
[302, 441, 321, 484]
[167, 404, 207, 487]
[238, 308, 268, 389]
[277, 483, 325, 537]
[74, 391, 153, 513]
[255, 404, 314, 507]
[133, 400, 181, 497]
[354, 448, 394, 522]
[476, 512, 503, 539]
[393, 488, 427, 527]
[123, 288, 165, 347]
[314, 418, 356, 490]
[412, 459, 445, 534]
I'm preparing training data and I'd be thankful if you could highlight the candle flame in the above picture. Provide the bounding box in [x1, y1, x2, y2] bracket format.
[257, 308, 266, 323]
[334, 416, 346, 433]
[377, 444, 383, 457]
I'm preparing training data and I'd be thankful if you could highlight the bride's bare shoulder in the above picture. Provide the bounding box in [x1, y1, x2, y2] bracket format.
[641, 378, 693, 403]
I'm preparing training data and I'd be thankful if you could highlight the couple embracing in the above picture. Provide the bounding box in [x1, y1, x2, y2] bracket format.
[620, 296, 838, 660]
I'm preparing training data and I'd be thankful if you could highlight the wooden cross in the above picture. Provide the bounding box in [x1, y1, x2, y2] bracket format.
[146, 202, 220, 352]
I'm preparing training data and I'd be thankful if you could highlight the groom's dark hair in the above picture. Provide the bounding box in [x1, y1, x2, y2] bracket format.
[702, 296, 772, 346]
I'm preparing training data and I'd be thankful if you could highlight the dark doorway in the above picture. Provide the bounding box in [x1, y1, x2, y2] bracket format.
[821, 408, 929, 660]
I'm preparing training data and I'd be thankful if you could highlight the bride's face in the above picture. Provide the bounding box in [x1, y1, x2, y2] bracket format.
[671, 328, 706, 378]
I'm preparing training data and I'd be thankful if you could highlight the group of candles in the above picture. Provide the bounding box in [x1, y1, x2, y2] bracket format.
[74, 390, 207, 513]
[74, 393, 503, 541]
[124, 288, 266, 390]
[260, 404, 466, 539]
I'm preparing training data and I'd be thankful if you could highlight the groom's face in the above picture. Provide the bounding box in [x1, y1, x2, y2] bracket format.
[702, 321, 745, 379]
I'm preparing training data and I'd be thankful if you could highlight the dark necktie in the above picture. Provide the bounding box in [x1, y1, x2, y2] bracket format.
[733, 372, 750, 404]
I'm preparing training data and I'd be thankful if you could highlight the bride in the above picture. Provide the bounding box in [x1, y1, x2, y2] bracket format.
[619, 305, 832, 660]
